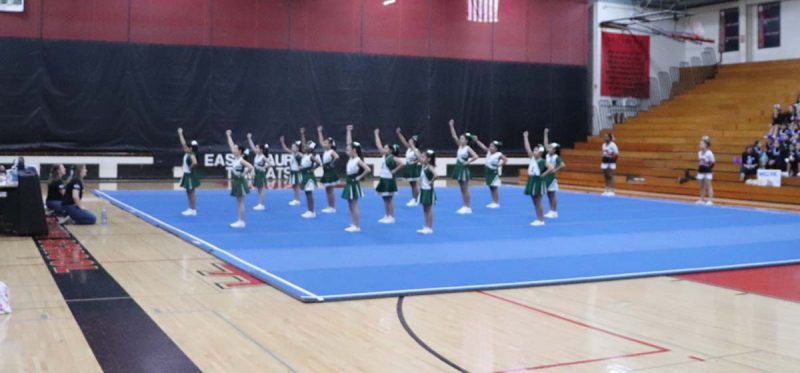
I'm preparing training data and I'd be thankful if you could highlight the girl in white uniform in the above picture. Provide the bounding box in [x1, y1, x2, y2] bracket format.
[407, 139, 437, 234]
[247, 133, 274, 211]
[374, 129, 405, 224]
[601, 133, 619, 196]
[542, 128, 566, 219]
[225, 130, 254, 228]
[279, 135, 302, 206]
[697, 136, 715, 205]
[316, 126, 340, 214]
[473, 136, 508, 208]
[298, 133, 321, 218]
[342, 125, 373, 232]
[523, 131, 549, 226]
[396, 128, 422, 207]
[448, 119, 479, 214]
[177, 128, 201, 216]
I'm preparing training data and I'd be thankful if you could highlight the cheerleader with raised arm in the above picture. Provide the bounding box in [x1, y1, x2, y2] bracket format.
[407, 140, 437, 234]
[225, 130, 254, 228]
[697, 136, 715, 205]
[279, 135, 302, 206]
[373, 128, 405, 224]
[448, 119, 480, 214]
[317, 126, 340, 213]
[396, 128, 422, 207]
[473, 135, 508, 208]
[178, 128, 201, 216]
[601, 133, 619, 196]
[298, 128, 321, 218]
[342, 125, 373, 232]
[523, 131, 548, 226]
[542, 128, 566, 219]
[247, 133, 274, 211]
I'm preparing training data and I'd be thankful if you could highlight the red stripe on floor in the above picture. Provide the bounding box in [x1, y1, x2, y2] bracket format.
[677, 265, 800, 302]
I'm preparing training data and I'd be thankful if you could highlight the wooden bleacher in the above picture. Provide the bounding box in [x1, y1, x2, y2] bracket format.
[559, 59, 800, 204]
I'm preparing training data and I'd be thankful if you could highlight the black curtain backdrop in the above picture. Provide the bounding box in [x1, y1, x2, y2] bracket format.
[0, 38, 587, 158]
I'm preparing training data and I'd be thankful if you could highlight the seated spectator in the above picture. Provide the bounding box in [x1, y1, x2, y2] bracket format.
[740, 145, 759, 182]
[787, 142, 800, 177]
[59, 165, 96, 225]
[773, 104, 793, 126]
[45, 164, 67, 215]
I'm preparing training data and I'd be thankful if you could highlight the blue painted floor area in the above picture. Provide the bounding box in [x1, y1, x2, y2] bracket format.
[95, 187, 800, 302]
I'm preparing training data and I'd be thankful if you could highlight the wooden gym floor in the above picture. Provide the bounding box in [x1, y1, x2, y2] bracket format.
[1, 180, 799, 372]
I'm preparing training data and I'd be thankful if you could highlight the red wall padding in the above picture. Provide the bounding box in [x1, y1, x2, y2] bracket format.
[0, 0, 588, 65]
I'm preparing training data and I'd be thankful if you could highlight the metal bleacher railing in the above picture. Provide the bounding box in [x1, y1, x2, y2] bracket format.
[593, 47, 719, 135]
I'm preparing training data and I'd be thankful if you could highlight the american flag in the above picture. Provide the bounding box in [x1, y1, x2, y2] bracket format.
[467, 0, 499, 23]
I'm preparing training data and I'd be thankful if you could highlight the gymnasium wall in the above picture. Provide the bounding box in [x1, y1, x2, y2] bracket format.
[0, 0, 589, 159]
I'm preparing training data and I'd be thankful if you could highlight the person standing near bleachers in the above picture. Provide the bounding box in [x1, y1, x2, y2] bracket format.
[696, 136, 715, 205]
[601, 133, 619, 196]
[59, 165, 96, 225]
[740, 145, 759, 182]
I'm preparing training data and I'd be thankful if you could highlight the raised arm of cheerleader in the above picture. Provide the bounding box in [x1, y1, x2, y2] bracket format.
[523, 131, 534, 157]
[472, 135, 489, 153]
[177, 128, 188, 149]
[279, 136, 292, 153]
[373, 128, 384, 150]
[543, 128, 550, 147]
[356, 159, 372, 181]
[225, 130, 236, 154]
[448, 119, 460, 146]
[246, 133, 257, 153]
[346, 125, 353, 147]
[396, 128, 411, 149]
[299, 127, 308, 152]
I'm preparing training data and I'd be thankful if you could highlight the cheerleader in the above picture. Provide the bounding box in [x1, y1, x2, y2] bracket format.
[407, 140, 437, 234]
[601, 133, 619, 196]
[298, 128, 321, 218]
[177, 128, 201, 216]
[279, 135, 302, 206]
[523, 131, 548, 226]
[396, 128, 421, 207]
[697, 136, 715, 205]
[473, 135, 508, 208]
[342, 125, 373, 232]
[542, 128, 566, 219]
[225, 130, 254, 228]
[373, 128, 406, 224]
[247, 133, 274, 211]
[317, 126, 340, 213]
[447, 119, 479, 214]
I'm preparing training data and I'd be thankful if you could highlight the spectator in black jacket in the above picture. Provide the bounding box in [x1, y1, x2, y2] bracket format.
[740, 145, 759, 182]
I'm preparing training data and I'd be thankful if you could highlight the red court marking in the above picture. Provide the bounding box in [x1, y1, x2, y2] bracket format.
[479, 291, 669, 372]
[676, 265, 800, 302]
[689, 355, 705, 362]
[199, 263, 265, 289]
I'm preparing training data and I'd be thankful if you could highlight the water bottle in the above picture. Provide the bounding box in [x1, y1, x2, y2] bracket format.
[101, 207, 107, 225]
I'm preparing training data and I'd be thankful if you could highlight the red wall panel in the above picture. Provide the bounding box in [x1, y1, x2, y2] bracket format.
[526, 0, 553, 64]
[492, 0, 527, 62]
[549, 0, 588, 66]
[130, 0, 210, 46]
[430, 0, 492, 60]
[362, 0, 429, 57]
[42, 0, 129, 42]
[211, 0, 290, 49]
[0, 0, 41, 38]
[290, 0, 360, 53]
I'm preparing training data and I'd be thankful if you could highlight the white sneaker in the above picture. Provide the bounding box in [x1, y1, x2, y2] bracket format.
[380, 216, 396, 224]
[607, 191, 615, 197]
[601, 191, 608, 196]
[344, 226, 361, 233]
[486, 203, 500, 209]
[321, 207, 336, 214]
[530, 220, 545, 226]
[378, 216, 388, 223]
[416, 227, 433, 235]
[181, 208, 196, 216]
[406, 199, 418, 207]
[58, 216, 72, 225]
[288, 200, 301, 206]
[230, 220, 245, 228]
[705, 201, 714, 206]
[253, 204, 265, 211]
[301, 211, 316, 219]
[544, 211, 558, 219]
[456, 206, 472, 214]
[695, 200, 705, 204]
